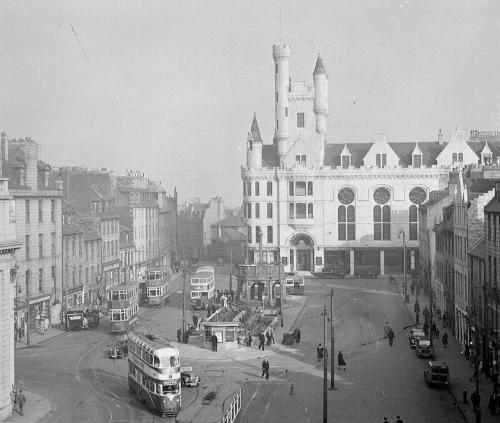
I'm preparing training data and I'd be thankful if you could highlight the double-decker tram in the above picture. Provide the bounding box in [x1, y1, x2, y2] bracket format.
[145, 266, 171, 306]
[127, 332, 182, 416]
[107, 282, 139, 334]
[190, 267, 215, 310]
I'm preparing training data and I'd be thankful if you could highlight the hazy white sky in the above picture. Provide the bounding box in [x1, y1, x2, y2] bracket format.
[1, 0, 500, 206]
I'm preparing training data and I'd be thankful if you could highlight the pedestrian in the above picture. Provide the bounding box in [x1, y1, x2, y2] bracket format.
[211, 333, 218, 352]
[266, 330, 272, 346]
[261, 358, 270, 379]
[296, 327, 301, 343]
[395, 416, 403, 423]
[414, 301, 420, 314]
[192, 314, 199, 330]
[258, 332, 265, 351]
[16, 390, 26, 416]
[471, 389, 481, 413]
[423, 322, 429, 336]
[317, 344, 324, 360]
[442, 311, 448, 328]
[384, 322, 390, 337]
[442, 332, 448, 348]
[488, 391, 498, 415]
[423, 306, 430, 322]
[247, 331, 253, 347]
[338, 351, 346, 370]
[431, 322, 437, 338]
[387, 328, 395, 346]
[177, 327, 182, 343]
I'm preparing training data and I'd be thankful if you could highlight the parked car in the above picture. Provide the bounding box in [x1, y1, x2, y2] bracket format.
[424, 361, 449, 387]
[416, 338, 434, 359]
[181, 366, 201, 387]
[355, 268, 379, 279]
[108, 341, 128, 359]
[408, 328, 426, 348]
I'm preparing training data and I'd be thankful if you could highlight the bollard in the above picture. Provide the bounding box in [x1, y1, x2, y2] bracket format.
[463, 389, 468, 404]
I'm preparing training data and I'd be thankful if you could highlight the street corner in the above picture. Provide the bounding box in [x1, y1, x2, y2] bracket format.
[4, 390, 53, 423]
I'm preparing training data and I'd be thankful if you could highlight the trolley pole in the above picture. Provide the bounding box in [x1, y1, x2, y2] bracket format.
[322, 307, 328, 423]
[330, 289, 337, 390]
[182, 268, 186, 343]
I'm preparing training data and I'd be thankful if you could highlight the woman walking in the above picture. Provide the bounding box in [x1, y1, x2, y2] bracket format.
[338, 351, 346, 370]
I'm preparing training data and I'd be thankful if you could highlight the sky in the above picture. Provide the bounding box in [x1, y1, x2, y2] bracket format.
[1, 0, 500, 207]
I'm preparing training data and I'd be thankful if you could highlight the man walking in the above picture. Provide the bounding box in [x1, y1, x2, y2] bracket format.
[192, 314, 199, 330]
[16, 390, 26, 416]
[211, 333, 218, 352]
[177, 327, 182, 343]
[387, 328, 395, 346]
[258, 332, 265, 351]
[471, 389, 481, 413]
[261, 358, 270, 379]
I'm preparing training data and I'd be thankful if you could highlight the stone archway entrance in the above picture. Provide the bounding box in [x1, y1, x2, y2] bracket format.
[290, 234, 314, 272]
[250, 282, 265, 300]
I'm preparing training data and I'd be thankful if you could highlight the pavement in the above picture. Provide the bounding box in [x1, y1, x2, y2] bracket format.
[2, 390, 52, 423]
[399, 281, 498, 423]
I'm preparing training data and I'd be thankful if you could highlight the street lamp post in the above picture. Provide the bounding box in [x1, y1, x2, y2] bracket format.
[398, 228, 409, 303]
[329, 289, 337, 390]
[322, 307, 328, 423]
[182, 268, 187, 343]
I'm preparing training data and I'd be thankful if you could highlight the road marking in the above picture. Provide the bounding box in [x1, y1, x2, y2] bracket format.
[240, 387, 259, 418]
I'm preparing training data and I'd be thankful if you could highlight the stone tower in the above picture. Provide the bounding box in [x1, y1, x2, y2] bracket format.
[272, 44, 290, 162]
[246, 113, 263, 170]
[313, 55, 328, 135]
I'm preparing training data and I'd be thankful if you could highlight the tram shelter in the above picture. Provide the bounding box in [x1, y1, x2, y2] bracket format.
[201, 321, 239, 350]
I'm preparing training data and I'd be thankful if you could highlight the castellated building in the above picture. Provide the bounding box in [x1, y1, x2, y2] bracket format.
[241, 44, 483, 275]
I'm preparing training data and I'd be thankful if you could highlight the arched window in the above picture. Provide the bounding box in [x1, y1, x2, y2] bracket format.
[409, 187, 426, 241]
[338, 188, 356, 240]
[373, 187, 391, 240]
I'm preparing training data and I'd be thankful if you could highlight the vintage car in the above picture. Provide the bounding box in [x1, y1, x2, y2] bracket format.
[108, 340, 128, 359]
[355, 268, 379, 279]
[416, 338, 434, 359]
[424, 361, 449, 387]
[408, 328, 426, 348]
[180, 366, 201, 387]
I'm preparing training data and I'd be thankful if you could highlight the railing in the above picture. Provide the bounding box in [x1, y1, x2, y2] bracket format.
[219, 388, 242, 423]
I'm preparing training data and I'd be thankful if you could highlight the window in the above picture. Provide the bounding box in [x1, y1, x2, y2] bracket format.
[276, 120, 279, 130]
[255, 182, 260, 196]
[51, 232, 55, 256]
[267, 203, 273, 218]
[297, 112, 305, 128]
[374, 205, 391, 240]
[51, 200, 55, 222]
[247, 203, 252, 218]
[409, 205, 418, 240]
[413, 154, 422, 168]
[86, 267, 89, 284]
[289, 203, 294, 219]
[307, 181, 313, 195]
[256, 226, 261, 244]
[458, 153, 463, 162]
[247, 182, 251, 196]
[308, 203, 314, 218]
[296, 155, 300, 164]
[302, 155, 306, 165]
[296, 203, 307, 219]
[275, 63, 278, 74]
[267, 182, 272, 196]
[25, 200, 30, 223]
[376, 154, 387, 168]
[285, 107, 288, 117]
[38, 200, 43, 222]
[295, 182, 306, 196]
[25, 235, 30, 260]
[255, 203, 260, 218]
[52, 266, 56, 288]
[39, 268, 43, 293]
[247, 226, 252, 243]
[341, 155, 350, 169]
[267, 226, 273, 243]
[72, 238, 76, 257]
[289, 181, 294, 196]
[338, 205, 355, 241]
[85, 242, 88, 260]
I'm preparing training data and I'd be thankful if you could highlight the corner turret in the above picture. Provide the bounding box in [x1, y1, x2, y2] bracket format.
[313, 55, 328, 135]
[247, 113, 263, 170]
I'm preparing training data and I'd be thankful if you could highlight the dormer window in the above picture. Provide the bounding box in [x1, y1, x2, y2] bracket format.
[483, 154, 493, 165]
[341, 155, 351, 169]
[295, 155, 306, 166]
[452, 153, 463, 163]
[412, 154, 422, 168]
[376, 154, 387, 168]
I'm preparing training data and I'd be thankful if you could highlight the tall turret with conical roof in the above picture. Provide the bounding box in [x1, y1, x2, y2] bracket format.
[313, 55, 328, 135]
[247, 113, 263, 170]
[272, 44, 290, 162]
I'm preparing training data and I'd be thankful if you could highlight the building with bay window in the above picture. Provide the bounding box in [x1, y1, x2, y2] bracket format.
[242, 45, 482, 275]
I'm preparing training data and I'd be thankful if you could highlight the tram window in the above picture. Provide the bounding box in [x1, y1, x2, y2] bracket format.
[112, 292, 119, 301]
[153, 356, 160, 367]
[170, 356, 177, 367]
[111, 311, 121, 321]
[163, 384, 180, 394]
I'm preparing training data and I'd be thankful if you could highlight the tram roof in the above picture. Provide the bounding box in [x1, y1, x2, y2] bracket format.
[128, 331, 179, 354]
[146, 279, 168, 287]
[107, 281, 139, 291]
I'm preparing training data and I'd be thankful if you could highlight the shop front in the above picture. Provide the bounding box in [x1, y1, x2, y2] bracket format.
[65, 285, 85, 310]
